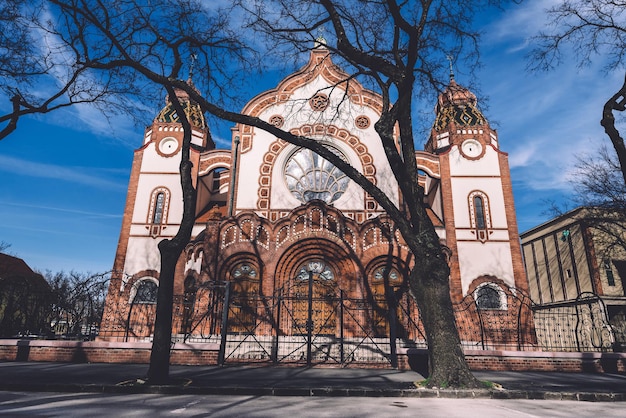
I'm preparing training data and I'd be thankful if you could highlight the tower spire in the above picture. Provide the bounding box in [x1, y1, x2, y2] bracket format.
[446, 55, 455, 82]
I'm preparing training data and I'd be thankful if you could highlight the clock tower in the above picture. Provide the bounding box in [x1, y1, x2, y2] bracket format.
[426, 77, 527, 302]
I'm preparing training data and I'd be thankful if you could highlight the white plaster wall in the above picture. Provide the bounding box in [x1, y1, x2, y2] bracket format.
[124, 237, 162, 275]
[132, 172, 183, 226]
[141, 141, 182, 172]
[234, 129, 274, 210]
[450, 177, 507, 229]
[448, 145, 501, 177]
[457, 241, 515, 295]
[234, 73, 399, 213]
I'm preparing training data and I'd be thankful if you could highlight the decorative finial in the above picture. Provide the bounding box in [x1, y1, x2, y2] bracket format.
[446, 55, 455, 82]
[188, 52, 198, 81]
[315, 26, 327, 48]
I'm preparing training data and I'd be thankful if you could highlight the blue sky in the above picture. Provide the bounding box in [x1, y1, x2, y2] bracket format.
[0, 0, 621, 274]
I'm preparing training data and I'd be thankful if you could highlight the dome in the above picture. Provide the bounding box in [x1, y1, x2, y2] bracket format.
[433, 79, 486, 131]
[155, 81, 207, 129]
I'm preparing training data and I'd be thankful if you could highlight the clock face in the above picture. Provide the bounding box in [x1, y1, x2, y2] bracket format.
[461, 139, 483, 159]
[158, 137, 179, 156]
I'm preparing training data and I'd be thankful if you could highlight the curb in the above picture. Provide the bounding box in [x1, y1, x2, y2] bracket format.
[1, 383, 625, 401]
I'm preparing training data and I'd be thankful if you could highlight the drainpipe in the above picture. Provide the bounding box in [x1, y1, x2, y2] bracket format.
[227, 135, 240, 217]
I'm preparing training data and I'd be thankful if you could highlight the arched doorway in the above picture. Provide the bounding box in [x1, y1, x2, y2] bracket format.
[289, 259, 337, 337]
[274, 258, 341, 365]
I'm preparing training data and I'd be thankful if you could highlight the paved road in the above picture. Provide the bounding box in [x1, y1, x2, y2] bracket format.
[1, 391, 625, 417]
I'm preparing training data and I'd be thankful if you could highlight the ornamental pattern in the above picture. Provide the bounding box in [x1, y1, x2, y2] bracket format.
[355, 115, 370, 129]
[309, 93, 329, 111]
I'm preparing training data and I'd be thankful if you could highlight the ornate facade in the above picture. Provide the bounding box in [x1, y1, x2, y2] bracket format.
[99, 44, 531, 360]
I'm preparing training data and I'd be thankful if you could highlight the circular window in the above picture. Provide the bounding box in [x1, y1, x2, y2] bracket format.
[309, 93, 329, 111]
[284, 147, 350, 204]
[157, 137, 180, 156]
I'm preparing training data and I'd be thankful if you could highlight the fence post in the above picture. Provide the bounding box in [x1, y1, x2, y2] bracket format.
[389, 301, 398, 369]
[340, 289, 344, 365]
[218, 281, 231, 366]
[307, 270, 313, 367]
[272, 289, 281, 363]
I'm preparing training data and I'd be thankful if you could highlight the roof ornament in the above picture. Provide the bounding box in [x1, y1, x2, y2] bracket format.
[188, 52, 198, 82]
[446, 54, 455, 82]
[315, 26, 327, 48]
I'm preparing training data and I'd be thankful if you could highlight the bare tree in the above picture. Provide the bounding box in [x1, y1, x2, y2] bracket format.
[2, 0, 510, 387]
[45, 271, 110, 339]
[569, 147, 626, 255]
[530, 0, 626, 185]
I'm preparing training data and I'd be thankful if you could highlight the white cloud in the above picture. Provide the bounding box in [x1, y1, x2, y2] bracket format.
[0, 155, 127, 191]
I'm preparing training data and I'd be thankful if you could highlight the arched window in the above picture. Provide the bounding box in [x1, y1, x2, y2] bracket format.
[468, 191, 490, 242]
[131, 279, 158, 304]
[148, 187, 170, 237]
[475, 283, 506, 310]
[182, 276, 197, 335]
[153, 192, 165, 224]
[474, 196, 486, 229]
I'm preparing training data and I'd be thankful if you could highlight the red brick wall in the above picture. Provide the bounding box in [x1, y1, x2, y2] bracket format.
[1, 340, 624, 372]
[0, 340, 219, 366]
[399, 348, 626, 373]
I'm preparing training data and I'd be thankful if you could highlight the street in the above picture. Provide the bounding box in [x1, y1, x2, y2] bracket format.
[0, 391, 624, 417]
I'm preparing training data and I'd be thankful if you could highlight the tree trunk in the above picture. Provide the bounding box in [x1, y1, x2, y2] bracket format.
[409, 266, 479, 388]
[146, 89, 197, 385]
[146, 240, 180, 384]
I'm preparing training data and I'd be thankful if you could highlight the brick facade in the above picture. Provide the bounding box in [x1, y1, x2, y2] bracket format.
[3, 339, 624, 373]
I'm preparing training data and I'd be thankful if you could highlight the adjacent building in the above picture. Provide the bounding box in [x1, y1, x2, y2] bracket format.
[520, 207, 626, 350]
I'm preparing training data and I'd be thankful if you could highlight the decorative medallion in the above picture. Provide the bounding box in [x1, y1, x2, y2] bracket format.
[309, 93, 329, 111]
[355, 115, 370, 129]
[269, 115, 284, 128]
[233, 262, 258, 279]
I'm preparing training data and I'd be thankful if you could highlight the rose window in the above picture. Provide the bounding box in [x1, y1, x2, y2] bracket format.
[284, 147, 350, 204]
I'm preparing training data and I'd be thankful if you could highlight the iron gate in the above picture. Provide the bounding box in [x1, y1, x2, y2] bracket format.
[216, 273, 423, 366]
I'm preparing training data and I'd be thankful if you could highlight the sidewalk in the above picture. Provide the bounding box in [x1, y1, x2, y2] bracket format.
[0, 362, 625, 401]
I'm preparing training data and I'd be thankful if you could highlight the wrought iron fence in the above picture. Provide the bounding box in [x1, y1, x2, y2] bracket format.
[532, 293, 620, 352]
[65, 280, 626, 357]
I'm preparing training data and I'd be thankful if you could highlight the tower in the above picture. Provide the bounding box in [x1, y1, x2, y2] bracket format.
[426, 77, 527, 304]
[100, 84, 212, 337]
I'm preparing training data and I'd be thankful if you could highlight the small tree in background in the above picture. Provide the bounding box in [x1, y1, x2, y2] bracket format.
[45, 271, 110, 339]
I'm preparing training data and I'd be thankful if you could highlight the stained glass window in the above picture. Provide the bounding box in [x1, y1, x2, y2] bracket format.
[284, 147, 350, 204]
[296, 260, 334, 281]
